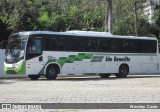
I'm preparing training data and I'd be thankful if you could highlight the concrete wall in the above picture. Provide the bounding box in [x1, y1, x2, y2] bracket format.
[0, 49, 27, 78]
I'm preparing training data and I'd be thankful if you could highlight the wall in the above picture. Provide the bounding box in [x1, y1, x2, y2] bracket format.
[0, 49, 27, 78]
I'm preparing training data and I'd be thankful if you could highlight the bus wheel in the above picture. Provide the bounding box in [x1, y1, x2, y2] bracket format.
[28, 75, 40, 80]
[116, 64, 129, 78]
[45, 65, 58, 80]
[99, 74, 111, 78]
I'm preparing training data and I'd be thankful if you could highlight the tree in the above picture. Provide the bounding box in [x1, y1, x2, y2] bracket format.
[0, 0, 159, 40]
[152, 4, 160, 38]
[112, 0, 154, 37]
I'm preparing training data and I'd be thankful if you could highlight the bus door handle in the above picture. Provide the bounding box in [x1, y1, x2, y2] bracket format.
[39, 56, 43, 62]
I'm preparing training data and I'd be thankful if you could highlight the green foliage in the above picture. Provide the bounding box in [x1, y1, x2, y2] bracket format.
[152, 5, 160, 38]
[0, 0, 159, 39]
[112, 0, 154, 37]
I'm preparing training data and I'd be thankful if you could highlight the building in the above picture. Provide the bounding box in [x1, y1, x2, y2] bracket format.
[143, 0, 160, 23]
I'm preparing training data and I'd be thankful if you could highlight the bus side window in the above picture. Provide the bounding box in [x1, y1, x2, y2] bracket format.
[50, 37, 57, 51]
[64, 36, 74, 51]
[97, 39, 101, 51]
[83, 38, 89, 51]
[122, 39, 130, 53]
[43, 37, 50, 51]
[27, 37, 35, 53]
[110, 40, 115, 52]
[34, 38, 42, 54]
[101, 39, 111, 52]
[26, 37, 42, 60]
[75, 37, 83, 51]
[129, 40, 136, 53]
[149, 40, 157, 53]
[59, 37, 64, 51]
[159, 42, 160, 53]
[88, 40, 95, 52]
[27, 37, 42, 54]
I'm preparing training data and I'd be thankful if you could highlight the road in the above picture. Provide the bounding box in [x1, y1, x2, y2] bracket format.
[0, 74, 160, 112]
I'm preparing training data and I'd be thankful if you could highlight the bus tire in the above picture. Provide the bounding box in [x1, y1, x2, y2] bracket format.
[28, 75, 40, 80]
[99, 74, 111, 78]
[116, 64, 129, 78]
[45, 65, 58, 80]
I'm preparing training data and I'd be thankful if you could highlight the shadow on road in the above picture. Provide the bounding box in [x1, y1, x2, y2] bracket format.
[55, 74, 160, 81]
[127, 75, 160, 79]
[0, 79, 15, 84]
[1, 74, 160, 82]
[19, 74, 160, 81]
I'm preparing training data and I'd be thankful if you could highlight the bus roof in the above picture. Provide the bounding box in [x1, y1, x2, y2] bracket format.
[12, 31, 157, 40]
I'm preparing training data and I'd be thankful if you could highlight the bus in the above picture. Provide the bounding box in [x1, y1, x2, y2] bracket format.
[4, 30, 160, 80]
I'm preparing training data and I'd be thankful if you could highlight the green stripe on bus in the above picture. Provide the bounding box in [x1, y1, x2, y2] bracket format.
[38, 53, 94, 75]
[84, 53, 94, 59]
[66, 55, 77, 63]
[75, 53, 86, 61]
[57, 57, 67, 67]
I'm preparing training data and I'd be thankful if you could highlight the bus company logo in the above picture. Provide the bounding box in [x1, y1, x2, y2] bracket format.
[2, 104, 11, 109]
[106, 56, 131, 62]
[47, 56, 56, 60]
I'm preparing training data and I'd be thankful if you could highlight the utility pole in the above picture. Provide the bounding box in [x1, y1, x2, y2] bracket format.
[134, 0, 138, 36]
[107, 0, 113, 34]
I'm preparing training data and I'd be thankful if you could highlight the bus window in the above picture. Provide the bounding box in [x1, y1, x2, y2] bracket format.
[59, 37, 65, 51]
[121, 39, 131, 53]
[100, 38, 111, 52]
[27, 38, 35, 53]
[27, 38, 41, 54]
[88, 40, 95, 52]
[26, 37, 42, 60]
[159, 42, 160, 53]
[50, 37, 57, 51]
[34, 38, 42, 53]
[110, 39, 119, 52]
[43, 37, 50, 51]
[149, 40, 157, 53]
[64, 36, 74, 51]
[75, 37, 83, 52]
[83, 38, 95, 52]
[42, 35, 58, 51]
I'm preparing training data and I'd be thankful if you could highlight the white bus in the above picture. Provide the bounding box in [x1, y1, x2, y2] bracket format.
[4, 30, 160, 80]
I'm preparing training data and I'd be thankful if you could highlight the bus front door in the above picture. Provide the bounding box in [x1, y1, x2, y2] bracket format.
[26, 37, 44, 75]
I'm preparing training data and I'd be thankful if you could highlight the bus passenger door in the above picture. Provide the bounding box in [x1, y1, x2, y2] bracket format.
[26, 36, 44, 75]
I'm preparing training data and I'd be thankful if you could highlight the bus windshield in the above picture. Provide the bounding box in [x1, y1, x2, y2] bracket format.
[5, 35, 28, 63]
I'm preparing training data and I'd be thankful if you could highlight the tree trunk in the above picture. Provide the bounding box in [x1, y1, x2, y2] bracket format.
[107, 0, 113, 34]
